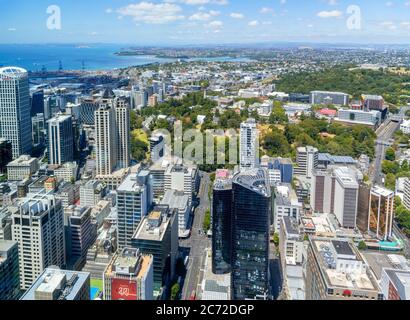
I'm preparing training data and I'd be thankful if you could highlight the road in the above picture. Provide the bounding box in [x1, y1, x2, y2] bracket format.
[181, 172, 212, 300]
[393, 222, 410, 259]
[370, 106, 409, 185]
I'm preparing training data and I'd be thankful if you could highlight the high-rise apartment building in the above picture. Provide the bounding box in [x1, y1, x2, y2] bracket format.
[117, 173, 152, 250]
[231, 168, 271, 300]
[11, 194, 65, 290]
[368, 186, 395, 240]
[104, 248, 153, 300]
[0, 240, 20, 300]
[0, 67, 32, 158]
[47, 114, 74, 165]
[294, 146, 318, 178]
[95, 104, 118, 176]
[239, 118, 259, 172]
[114, 98, 130, 169]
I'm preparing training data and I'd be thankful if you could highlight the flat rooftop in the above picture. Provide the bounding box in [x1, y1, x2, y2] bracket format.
[21, 268, 90, 300]
[312, 239, 377, 291]
[362, 252, 410, 280]
[133, 211, 170, 242]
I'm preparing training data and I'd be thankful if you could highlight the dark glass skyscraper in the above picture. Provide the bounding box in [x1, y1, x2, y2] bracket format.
[212, 176, 233, 275]
[231, 169, 271, 300]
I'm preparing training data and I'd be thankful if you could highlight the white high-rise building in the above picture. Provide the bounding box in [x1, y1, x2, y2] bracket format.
[0, 67, 32, 159]
[11, 194, 65, 290]
[95, 104, 118, 176]
[47, 114, 74, 165]
[117, 172, 152, 250]
[403, 178, 410, 211]
[239, 118, 259, 172]
[294, 146, 318, 178]
[115, 99, 130, 169]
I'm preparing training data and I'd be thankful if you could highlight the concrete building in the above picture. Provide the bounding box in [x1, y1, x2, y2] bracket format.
[0, 240, 20, 300]
[65, 207, 97, 270]
[294, 146, 318, 178]
[131, 206, 178, 297]
[53, 162, 78, 183]
[337, 109, 381, 127]
[403, 178, 410, 211]
[368, 186, 395, 240]
[239, 118, 259, 172]
[104, 248, 153, 300]
[306, 238, 382, 300]
[117, 173, 152, 250]
[80, 180, 107, 208]
[114, 98, 130, 169]
[0, 67, 32, 159]
[6, 155, 39, 181]
[95, 104, 118, 176]
[273, 184, 302, 233]
[11, 194, 66, 290]
[310, 91, 349, 106]
[333, 167, 359, 229]
[47, 114, 74, 165]
[279, 217, 305, 300]
[21, 267, 90, 300]
[380, 268, 410, 300]
[160, 189, 190, 238]
[400, 120, 410, 135]
[164, 163, 199, 204]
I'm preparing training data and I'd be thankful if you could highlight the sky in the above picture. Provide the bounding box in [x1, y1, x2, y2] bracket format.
[1, 0, 410, 45]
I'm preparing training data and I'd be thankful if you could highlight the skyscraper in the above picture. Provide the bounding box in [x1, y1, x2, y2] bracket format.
[212, 170, 233, 275]
[0, 67, 32, 159]
[11, 194, 65, 290]
[294, 146, 318, 178]
[117, 173, 152, 250]
[231, 168, 271, 300]
[115, 98, 130, 169]
[239, 118, 259, 172]
[47, 114, 74, 165]
[95, 104, 118, 176]
[30, 90, 44, 117]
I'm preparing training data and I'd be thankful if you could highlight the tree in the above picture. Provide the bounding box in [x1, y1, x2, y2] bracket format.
[273, 233, 279, 247]
[358, 241, 367, 251]
[171, 283, 180, 300]
[385, 147, 396, 161]
[203, 209, 211, 232]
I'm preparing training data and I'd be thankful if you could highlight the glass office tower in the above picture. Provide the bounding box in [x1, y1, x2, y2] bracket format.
[231, 169, 271, 300]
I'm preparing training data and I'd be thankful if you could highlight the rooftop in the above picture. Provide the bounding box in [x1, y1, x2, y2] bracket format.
[0, 66, 27, 79]
[133, 207, 171, 242]
[21, 268, 90, 300]
[161, 189, 189, 211]
[233, 168, 271, 197]
[312, 238, 378, 291]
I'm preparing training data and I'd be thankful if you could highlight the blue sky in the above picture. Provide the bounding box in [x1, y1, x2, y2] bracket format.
[1, 0, 410, 44]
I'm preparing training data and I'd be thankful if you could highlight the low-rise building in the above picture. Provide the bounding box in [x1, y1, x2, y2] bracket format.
[20, 267, 90, 300]
[103, 247, 153, 300]
[7, 155, 39, 181]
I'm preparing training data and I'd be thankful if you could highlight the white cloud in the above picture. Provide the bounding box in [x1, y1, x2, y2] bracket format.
[317, 10, 343, 18]
[248, 20, 260, 27]
[117, 2, 185, 24]
[230, 13, 244, 19]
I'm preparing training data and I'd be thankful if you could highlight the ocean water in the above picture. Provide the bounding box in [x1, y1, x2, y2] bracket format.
[0, 44, 251, 72]
[0, 44, 176, 71]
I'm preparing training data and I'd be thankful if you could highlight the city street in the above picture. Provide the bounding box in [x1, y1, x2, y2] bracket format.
[180, 172, 212, 300]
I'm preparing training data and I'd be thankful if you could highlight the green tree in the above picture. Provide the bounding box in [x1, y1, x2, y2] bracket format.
[203, 209, 211, 232]
[385, 147, 396, 161]
[171, 283, 180, 300]
[358, 241, 367, 251]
